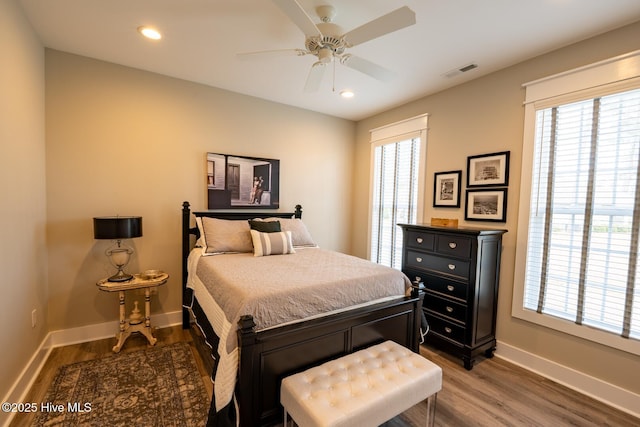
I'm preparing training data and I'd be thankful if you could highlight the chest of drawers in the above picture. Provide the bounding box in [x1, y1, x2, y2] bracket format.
[399, 224, 506, 370]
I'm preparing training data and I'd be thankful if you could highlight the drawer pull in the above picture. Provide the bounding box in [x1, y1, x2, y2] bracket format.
[416, 237, 423, 244]
[416, 257, 423, 263]
[444, 327, 452, 334]
[449, 242, 457, 249]
[448, 264, 456, 270]
[447, 285, 455, 292]
[446, 306, 454, 313]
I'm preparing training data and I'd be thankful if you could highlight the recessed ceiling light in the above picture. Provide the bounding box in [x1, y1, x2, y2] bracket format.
[137, 26, 162, 40]
[340, 90, 354, 99]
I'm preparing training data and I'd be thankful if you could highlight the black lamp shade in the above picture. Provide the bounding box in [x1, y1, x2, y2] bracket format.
[93, 216, 143, 240]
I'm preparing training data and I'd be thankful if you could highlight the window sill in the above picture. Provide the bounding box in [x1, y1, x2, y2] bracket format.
[512, 307, 640, 356]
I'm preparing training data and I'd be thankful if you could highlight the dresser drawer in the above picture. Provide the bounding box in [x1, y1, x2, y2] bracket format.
[403, 270, 467, 301]
[424, 294, 466, 324]
[435, 235, 472, 258]
[403, 269, 426, 286]
[405, 251, 470, 280]
[406, 230, 434, 251]
[423, 275, 467, 301]
[425, 314, 465, 344]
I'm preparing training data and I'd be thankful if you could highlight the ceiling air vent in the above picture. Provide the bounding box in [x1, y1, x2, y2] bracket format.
[443, 63, 478, 78]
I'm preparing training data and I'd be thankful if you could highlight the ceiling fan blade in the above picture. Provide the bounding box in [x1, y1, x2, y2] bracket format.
[342, 6, 416, 47]
[272, 0, 322, 38]
[304, 62, 326, 92]
[341, 55, 395, 82]
[237, 49, 308, 60]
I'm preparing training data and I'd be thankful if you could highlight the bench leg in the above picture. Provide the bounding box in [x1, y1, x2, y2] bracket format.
[426, 393, 438, 427]
[284, 408, 295, 427]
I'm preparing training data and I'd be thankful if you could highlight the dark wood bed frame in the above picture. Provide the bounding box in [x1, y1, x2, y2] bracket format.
[181, 201, 424, 427]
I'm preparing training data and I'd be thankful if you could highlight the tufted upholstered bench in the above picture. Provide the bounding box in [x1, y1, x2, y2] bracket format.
[280, 340, 442, 427]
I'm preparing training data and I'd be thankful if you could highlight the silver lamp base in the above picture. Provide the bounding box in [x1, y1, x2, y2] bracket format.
[106, 243, 134, 282]
[107, 270, 134, 282]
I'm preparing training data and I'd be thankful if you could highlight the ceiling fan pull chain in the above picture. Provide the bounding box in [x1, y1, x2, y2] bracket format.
[332, 59, 336, 92]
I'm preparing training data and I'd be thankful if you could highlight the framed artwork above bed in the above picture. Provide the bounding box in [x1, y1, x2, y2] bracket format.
[207, 152, 280, 209]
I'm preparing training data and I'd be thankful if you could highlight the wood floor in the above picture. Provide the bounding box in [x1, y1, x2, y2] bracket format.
[390, 347, 639, 427]
[9, 326, 639, 427]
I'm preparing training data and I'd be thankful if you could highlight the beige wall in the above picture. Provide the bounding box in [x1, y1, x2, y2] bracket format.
[352, 22, 640, 394]
[45, 50, 355, 331]
[0, 0, 47, 408]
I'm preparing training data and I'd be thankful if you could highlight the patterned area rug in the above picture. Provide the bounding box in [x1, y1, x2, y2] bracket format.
[34, 342, 209, 427]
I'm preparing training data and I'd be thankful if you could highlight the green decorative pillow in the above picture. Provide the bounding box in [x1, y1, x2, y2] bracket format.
[248, 219, 281, 233]
[250, 230, 295, 257]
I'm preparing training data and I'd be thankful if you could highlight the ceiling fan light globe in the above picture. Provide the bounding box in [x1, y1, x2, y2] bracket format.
[318, 47, 333, 63]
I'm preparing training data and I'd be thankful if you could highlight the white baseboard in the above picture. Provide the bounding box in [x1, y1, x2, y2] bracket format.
[495, 340, 640, 419]
[0, 310, 183, 427]
[0, 336, 52, 427]
[46, 310, 183, 348]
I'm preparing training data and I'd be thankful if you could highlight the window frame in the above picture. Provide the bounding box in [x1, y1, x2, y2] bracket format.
[367, 114, 428, 268]
[513, 50, 640, 355]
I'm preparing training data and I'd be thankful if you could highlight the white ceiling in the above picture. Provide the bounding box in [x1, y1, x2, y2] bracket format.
[18, 0, 640, 121]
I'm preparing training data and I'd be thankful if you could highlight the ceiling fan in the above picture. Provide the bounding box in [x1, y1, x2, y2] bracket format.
[238, 0, 416, 92]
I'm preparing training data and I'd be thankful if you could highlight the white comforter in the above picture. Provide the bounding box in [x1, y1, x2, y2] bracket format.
[186, 248, 410, 412]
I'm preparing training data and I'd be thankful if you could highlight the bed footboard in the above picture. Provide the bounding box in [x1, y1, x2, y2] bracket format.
[236, 291, 424, 427]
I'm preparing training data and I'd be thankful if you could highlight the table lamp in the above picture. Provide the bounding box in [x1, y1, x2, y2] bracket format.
[93, 216, 143, 282]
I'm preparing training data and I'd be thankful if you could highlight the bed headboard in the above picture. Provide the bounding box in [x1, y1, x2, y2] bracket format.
[181, 201, 302, 327]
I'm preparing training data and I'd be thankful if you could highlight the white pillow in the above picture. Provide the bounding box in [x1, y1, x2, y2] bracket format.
[264, 218, 316, 247]
[250, 230, 295, 257]
[197, 217, 253, 255]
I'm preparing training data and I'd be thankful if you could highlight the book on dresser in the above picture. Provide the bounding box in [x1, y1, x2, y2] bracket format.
[398, 223, 506, 370]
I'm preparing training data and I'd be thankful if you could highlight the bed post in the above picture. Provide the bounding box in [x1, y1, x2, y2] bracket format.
[294, 204, 302, 219]
[182, 201, 191, 329]
[410, 281, 425, 352]
[237, 315, 259, 427]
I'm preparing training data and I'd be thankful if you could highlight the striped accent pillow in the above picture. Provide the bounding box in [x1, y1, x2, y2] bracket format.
[250, 230, 295, 257]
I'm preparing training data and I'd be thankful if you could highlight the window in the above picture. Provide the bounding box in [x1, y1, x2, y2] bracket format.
[369, 115, 428, 269]
[514, 51, 640, 354]
[370, 137, 420, 268]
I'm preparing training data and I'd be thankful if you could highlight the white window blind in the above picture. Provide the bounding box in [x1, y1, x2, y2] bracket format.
[514, 51, 640, 354]
[524, 89, 640, 340]
[369, 114, 428, 269]
[370, 138, 420, 268]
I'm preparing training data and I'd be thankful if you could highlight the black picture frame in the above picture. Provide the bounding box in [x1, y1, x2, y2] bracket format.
[467, 151, 510, 187]
[206, 152, 280, 209]
[433, 170, 462, 208]
[465, 188, 507, 222]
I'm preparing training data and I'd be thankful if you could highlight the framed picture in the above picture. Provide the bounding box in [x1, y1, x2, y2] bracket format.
[207, 160, 215, 187]
[465, 188, 507, 222]
[433, 170, 462, 207]
[206, 152, 280, 209]
[467, 151, 510, 187]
